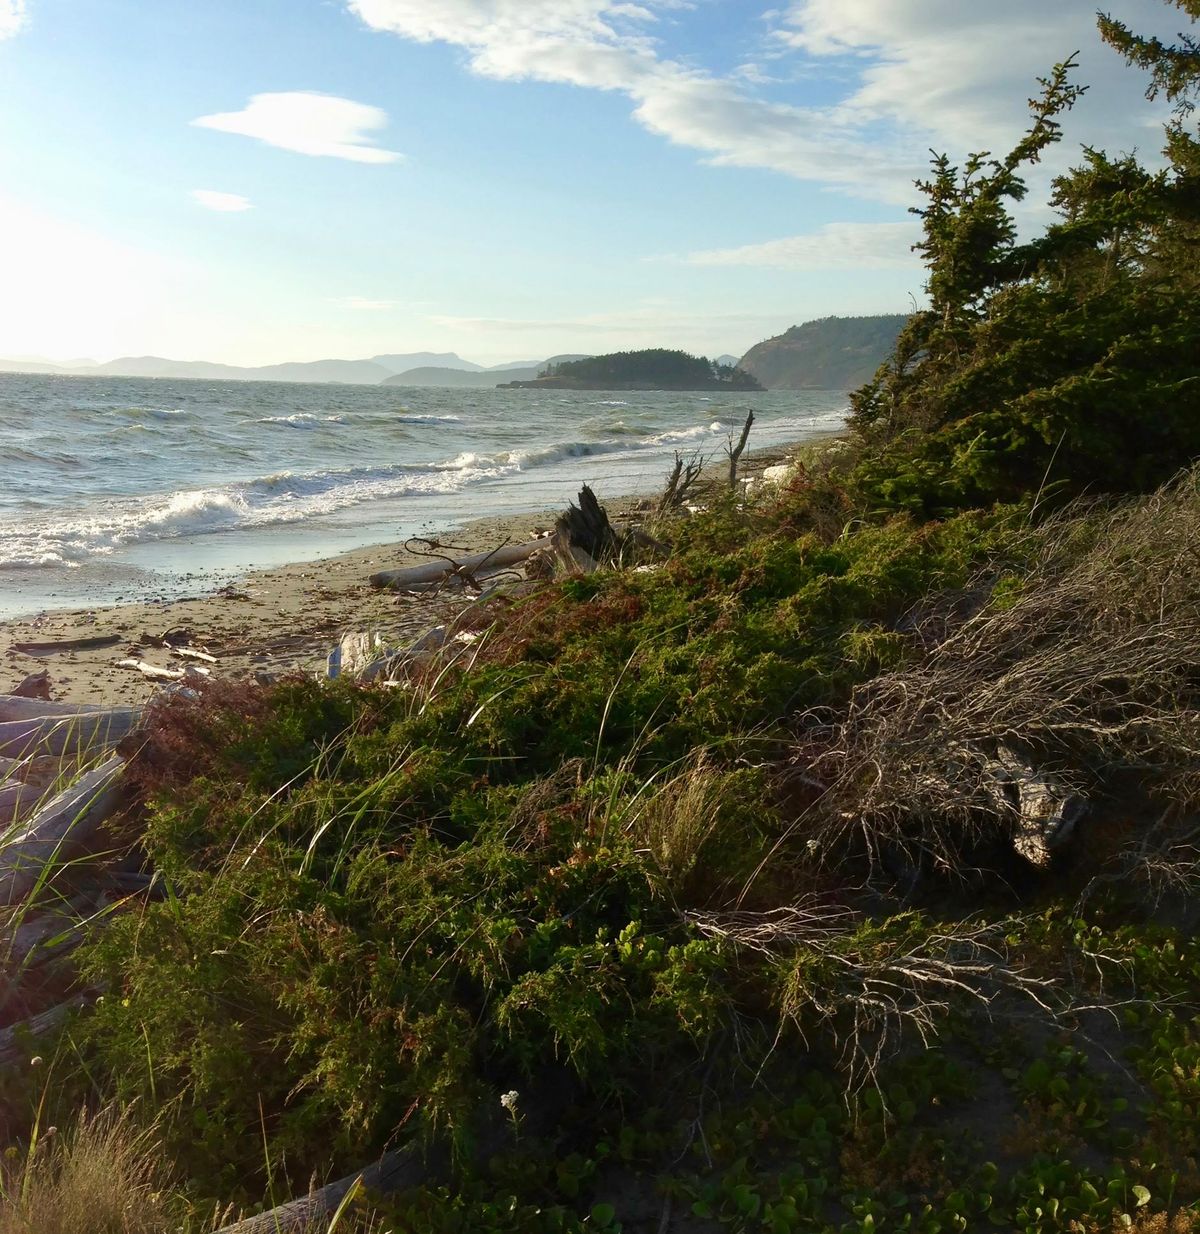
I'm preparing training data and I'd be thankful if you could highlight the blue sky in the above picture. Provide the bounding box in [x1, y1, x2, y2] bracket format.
[0, 0, 1182, 365]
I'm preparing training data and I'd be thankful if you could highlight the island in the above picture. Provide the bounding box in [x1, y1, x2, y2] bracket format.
[498, 347, 765, 391]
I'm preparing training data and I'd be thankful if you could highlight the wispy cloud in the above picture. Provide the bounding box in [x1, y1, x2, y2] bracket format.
[0, 0, 26, 38]
[345, 1, 916, 198]
[192, 91, 402, 164]
[776, 0, 1179, 161]
[345, 0, 1176, 202]
[685, 221, 920, 270]
[331, 296, 397, 311]
[191, 189, 253, 213]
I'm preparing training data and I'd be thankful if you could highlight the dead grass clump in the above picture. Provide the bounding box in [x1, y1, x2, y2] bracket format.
[804, 466, 1200, 876]
[623, 755, 769, 907]
[0, 1106, 174, 1234]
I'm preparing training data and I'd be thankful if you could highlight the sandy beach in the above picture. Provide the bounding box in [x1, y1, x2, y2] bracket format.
[0, 446, 801, 707]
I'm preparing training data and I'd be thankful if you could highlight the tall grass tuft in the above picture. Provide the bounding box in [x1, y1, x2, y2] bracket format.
[0, 1105, 174, 1234]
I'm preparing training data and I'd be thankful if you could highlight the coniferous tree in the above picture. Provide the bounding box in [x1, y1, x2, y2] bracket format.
[850, 7, 1200, 514]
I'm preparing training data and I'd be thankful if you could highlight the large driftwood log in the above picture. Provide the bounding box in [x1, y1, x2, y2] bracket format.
[7, 896, 96, 969]
[0, 781, 41, 823]
[214, 1149, 422, 1234]
[0, 757, 126, 906]
[0, 990, 102, 1067]
[11, 634, 121, 656]
[369, 541, 545, 591]
[0, 695, 133, 723]
[0, 710, 141, 760]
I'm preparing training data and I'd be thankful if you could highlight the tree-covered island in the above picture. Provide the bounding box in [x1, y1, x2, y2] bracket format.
[499, 347, 765, 390]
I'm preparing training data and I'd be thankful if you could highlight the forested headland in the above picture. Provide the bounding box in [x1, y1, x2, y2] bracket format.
[501, 348, 765, 390]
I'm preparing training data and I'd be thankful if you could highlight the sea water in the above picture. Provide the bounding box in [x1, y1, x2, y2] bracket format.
[0, 374, 847, 616]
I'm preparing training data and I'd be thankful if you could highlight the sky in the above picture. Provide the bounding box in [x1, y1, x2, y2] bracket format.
[0, 0, 1185, 366]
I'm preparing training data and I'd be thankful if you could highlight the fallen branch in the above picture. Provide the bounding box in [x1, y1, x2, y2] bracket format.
[659, 450, 706, 514]
[369, 540, 545, 591]
[170, 646, 217, 665]
[115, 659, 187, 682]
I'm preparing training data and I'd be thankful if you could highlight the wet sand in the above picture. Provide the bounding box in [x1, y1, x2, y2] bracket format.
[0, 445, 809, 707]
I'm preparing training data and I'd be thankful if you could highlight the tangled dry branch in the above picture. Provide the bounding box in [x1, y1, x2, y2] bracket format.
[803, 467, 1200, 876]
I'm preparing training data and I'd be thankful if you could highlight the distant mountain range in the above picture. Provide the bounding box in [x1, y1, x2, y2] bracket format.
[738, 316, 908, 391]
[0, 328, 903, 391]
[0, 351, 556, 385]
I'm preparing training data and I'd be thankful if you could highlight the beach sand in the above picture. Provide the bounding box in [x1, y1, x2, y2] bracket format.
[0, 445, 806, 708]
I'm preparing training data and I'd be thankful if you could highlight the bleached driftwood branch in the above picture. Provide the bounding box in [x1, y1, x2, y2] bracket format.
[369, 540, 546, 591]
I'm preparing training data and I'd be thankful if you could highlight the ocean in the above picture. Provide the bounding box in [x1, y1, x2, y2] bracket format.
[0, 374, 847, 617]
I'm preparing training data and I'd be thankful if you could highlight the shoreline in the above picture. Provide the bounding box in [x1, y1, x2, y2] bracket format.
[0, 443, 809, 707]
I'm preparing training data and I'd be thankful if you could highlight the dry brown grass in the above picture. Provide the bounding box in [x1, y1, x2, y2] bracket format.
[802, 466, 1200, 877]
[0, 1106, 174, 1234]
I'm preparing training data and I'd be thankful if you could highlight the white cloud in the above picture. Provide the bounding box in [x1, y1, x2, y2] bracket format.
[191, 189, 253, 213]
[192, 92, 401, 163]
[778, 0, 1180, 160]
[345, 0, 1180, 203]
[0, 1, 26, 39]
[345, 1, 916, 196]
[686, 221, 920, 269]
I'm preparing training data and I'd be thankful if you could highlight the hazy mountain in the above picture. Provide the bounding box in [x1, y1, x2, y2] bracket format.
[382, 355, 591, 388]
[0, 354, 472, 384]
[0, 349, 592, 387]
[738, 315, 908, 390]
[715, 354, 740, 368]
[370, 352, 482, 373]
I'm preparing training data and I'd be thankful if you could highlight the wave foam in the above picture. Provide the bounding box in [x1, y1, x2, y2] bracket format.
[257, 413, 346, 427]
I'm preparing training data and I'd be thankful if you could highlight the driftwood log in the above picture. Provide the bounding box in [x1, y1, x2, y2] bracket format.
[0, 989, 103, 1067]
[0, 709, 142, 760]
[0, 781, 41, 823]
[0, 756, 126, 906]
[11, 634, 122, 656]
[0, 695, 131, 723]
[214, 1149, 422, 1234]
[369, 541, 545, 591]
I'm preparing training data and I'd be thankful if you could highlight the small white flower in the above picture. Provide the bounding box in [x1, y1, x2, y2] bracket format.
[500, 1089, 519, 1113]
